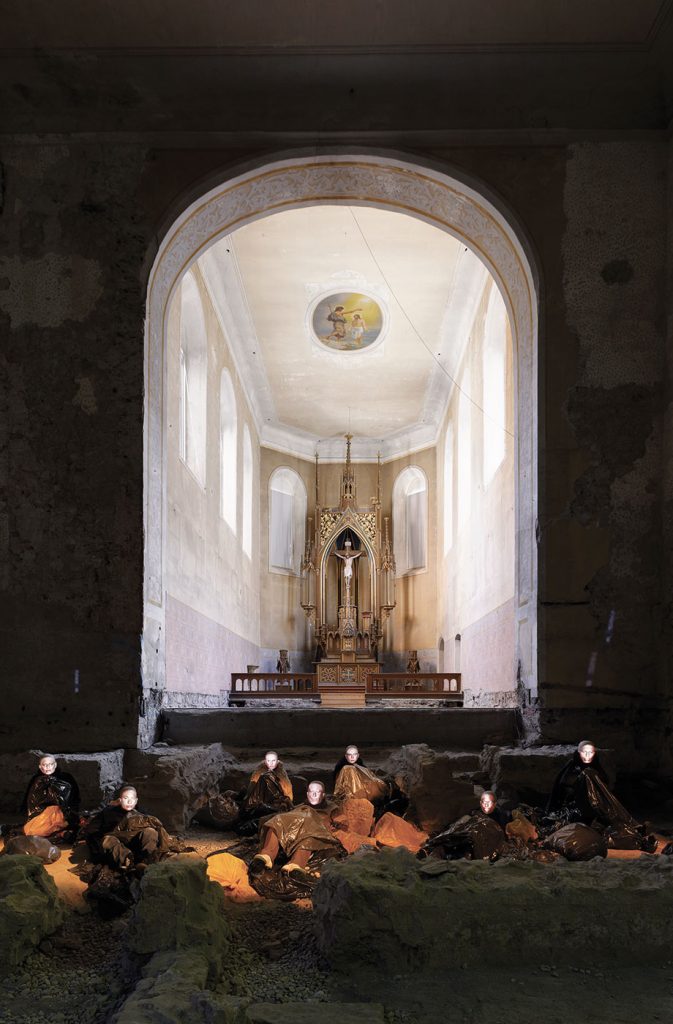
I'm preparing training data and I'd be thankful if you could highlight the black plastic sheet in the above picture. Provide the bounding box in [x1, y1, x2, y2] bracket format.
[421, 812, 506, 861]
[3, 834, 61, 863]
[543, 823, 607, 861]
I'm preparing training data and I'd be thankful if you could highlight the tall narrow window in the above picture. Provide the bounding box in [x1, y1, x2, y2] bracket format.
[483, 284, 508, 485]
[443, 424, 454, 555]
[242, 425, 253, 559]
[393, 467, 428, 575]
[219, 369, 237, 531]
[179, 270, 207, 483]
[269, 468, 306, 575]
[458, 369, 472, 529]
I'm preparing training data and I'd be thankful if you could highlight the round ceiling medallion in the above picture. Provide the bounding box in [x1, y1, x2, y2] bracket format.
[310, 291, 385, 352]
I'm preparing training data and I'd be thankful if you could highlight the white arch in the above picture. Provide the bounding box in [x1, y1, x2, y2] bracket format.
[393, 466, 428, 576]
[242, 425, 253, 559]
[143, 152, 538, 707]
[178, 270, 207, 484]
[268, 466, 306, 575]
[219, 368, 237, 531]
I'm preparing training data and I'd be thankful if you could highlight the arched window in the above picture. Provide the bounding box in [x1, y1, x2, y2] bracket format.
[393, 466, 427, 575]
[242, 425, 253, 559]
[219, 369, 237, 531]
[179, 270, 207, 483]
[443, 424, 454, 555]
[483, 284, 508, 485]
[269, 468, 306, 575]
[458, 369, 472, 530]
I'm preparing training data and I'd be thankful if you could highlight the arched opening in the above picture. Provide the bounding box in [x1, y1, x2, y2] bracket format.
[143, 153, 538, 728]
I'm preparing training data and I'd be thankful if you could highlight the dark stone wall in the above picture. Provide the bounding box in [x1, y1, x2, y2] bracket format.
[0, 135, 670, 756]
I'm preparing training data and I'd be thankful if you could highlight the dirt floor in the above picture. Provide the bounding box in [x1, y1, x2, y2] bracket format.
[1, 821, 673, 1024]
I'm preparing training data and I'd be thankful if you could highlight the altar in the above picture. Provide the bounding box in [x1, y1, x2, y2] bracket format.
[300, 435, 396, 700]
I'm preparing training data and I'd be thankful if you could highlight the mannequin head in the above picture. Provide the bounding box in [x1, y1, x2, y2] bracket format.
[264, 751, 279, 771]
[119, 786, 139, 811]
[345, 745, 359, 764]
[306, 781, 325, 807]
[578, 740, 596, 765]
[38, 755, 57, 776]
[480, 791, 496, 815]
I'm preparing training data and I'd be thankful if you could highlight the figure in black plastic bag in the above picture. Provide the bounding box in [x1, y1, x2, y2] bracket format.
[420, 790, 508, 862]
[546, 740, 655, 851]
[21, 754, 80, 841]
[248, 780, 342, 890]
[333, 744, 389, 804]
[241, 750, 294, 820]
[84, 785, 174, 870]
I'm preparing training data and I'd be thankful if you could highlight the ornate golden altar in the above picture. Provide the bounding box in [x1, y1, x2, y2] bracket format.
[300, 435, 396, 692]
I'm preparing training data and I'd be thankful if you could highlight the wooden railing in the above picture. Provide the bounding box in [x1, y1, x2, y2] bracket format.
[365, 672, 462, 696]
[229, 673, 317, 697]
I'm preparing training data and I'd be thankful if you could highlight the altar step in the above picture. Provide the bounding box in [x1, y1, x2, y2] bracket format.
[319, 687, 366, 709]
[160, 706, 519, 750]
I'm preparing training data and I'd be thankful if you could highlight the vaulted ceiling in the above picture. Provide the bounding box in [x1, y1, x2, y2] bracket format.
[198, 205, 489, 460]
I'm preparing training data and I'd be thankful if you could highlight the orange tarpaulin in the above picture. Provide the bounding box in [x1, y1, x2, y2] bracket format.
[372, 812, 428, 853]
[332, 797, 375, 839]
[24, 806, 67, 837]
[207, 852, 262, 902]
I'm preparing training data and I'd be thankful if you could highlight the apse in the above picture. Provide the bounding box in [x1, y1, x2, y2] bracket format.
[159, 200, 516, 708]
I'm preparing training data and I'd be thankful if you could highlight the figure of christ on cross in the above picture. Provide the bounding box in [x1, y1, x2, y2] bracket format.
[334, 539, 364, 608]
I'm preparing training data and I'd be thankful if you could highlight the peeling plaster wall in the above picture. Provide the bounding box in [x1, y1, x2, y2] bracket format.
[549, 142, 666, 708]
[0, 143, 149, 752]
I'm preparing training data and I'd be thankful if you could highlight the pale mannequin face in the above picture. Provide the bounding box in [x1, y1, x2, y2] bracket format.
[119, 788, 139, 811]
[578, 743, 596, 765]
[480, 792, 496, 815]
[345, 746, 359, 764]
[306, 782, 325, 806]
[265, 752, 279, 771]
[39, 757, 57, 776]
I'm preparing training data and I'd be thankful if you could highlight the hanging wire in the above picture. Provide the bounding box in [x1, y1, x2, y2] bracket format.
[348, 207, 514, 439]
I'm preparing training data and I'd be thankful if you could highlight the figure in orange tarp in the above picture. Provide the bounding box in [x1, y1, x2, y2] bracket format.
[21, 754, 80, 840]
[249, 780, 342, 888]
[333, 744, 389, 804]
[241, 750, 294, 818]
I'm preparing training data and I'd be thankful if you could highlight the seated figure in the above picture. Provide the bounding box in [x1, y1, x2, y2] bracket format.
[249, 780, 341, 884]
[22, 754, 80, 839]
[333, 744, 389, 804]
[546, 739, 654, 850]
[241, 750, 294, 819]
[478, 790, 512, 831]
[84, 785, 173, 870]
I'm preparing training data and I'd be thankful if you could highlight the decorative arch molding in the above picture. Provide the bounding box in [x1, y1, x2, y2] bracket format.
[143, 151, 539, 717]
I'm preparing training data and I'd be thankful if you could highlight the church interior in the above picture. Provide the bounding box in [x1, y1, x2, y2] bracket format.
[1, 3, 673, 1022]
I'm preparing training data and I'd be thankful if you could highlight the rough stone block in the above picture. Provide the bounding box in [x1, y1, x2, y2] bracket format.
[0, 855, 64, 972]
[245, 1004, 385, 1024]
[124, 744, 238, 831]
[314, 848, 673, 977]
[128, 856, 231, 981]
[113, 950, 245, 1024]
[383, 744, 477, 832]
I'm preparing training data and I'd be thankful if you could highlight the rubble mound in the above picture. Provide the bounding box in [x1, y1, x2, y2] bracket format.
[128, 855, 231, 978]
[0, 855, 64, 972]
[383, 743, 477, 831]
[313, 847, 673, 977]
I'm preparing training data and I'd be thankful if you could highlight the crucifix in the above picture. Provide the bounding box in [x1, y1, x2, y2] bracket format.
[334, 538, 364, 609]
